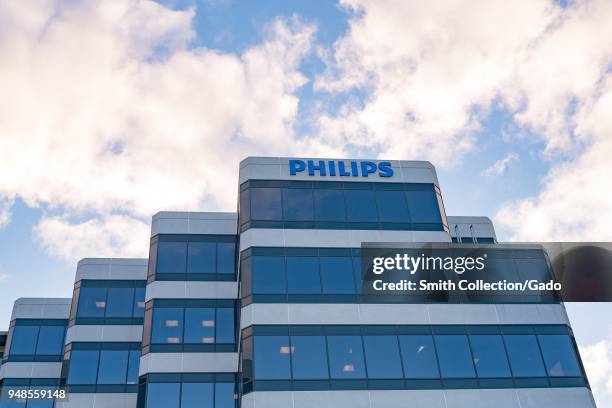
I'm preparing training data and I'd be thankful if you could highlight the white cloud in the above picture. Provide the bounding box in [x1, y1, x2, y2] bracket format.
[0, 1, 320, 260]
[482, 153, 519, 177]
[0, 197, 13, 229]
[580, 334, 612, 407]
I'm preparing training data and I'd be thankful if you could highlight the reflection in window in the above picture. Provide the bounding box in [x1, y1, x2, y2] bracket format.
[77, 284, 145, 320]
[157, 242, 187, 273]
[538, 335, 581, 377]
[282, 188, 314, 221]
[398, 335, 439, 378]
[67, 350, 100, 385]
[251, 256, 285, 294]
[286, 257, 321, 294]
[217, 243, 236, 274]
[8, 322, 66, 359]
[181, 383, 213, 408]
[106, 287, 135, 318]
[254, 336, 291, 380]
[313, 189, 346, 221]
[376, 190, 409, 222]
[187, 242, 216, 273]
[146, 383, 180, 408]
[504, 335, 546, 377]
[327, 336, 366, 379]
[250, 188, 282, 221]
[470, 335, 511, 377]
[405, 190, 440, 223]
[35, 326, 66, 355]
[97, 350, 129, 384]
[152, 308, 184, 344]
[77, 287, 107, 317]
[291, 336, 329, 379]
[344, 190, 377, 222]
[9, 326, 39, 355]
[184, 308, 216, 344]
[363, 336, 403, 378]
[434, 335, 475, 378]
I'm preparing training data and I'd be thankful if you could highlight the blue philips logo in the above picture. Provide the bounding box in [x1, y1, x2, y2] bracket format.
[289, 159, 394, 178]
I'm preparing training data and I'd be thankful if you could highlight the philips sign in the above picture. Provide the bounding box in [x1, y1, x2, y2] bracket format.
[289, 159, 394, 178]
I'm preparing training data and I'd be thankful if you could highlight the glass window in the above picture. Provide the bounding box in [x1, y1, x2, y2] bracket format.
[282, 188, 314, 221]
[127, 350, 140, 384]
[216, 308, 235, 344]
[215, 383, 236, 408]
[434, 335, 475, 378]
[286, 257, 321, 294]
[470, 335, 511, 378]
[106, 287, 135, 318]
[376, 190, 410, 222]
[406, 190, 440, 223]
[344, 190, 377, 222]
[250, 188, 282, 220]
[77, 287, 107, 317]
[184, 308, 215, 344]
[181, 383, 213, 408]
[187, 242, 216, 273]
[97, 350, 128, 384]
[152, 308, 184, 344]
[217, 243, 236, 274]
[35, 326, 65, 355]
[363, 336, 403, 378]
[327, 336, 366, 379]
[320, 257, 356, 294]
[254, 336, 291, 380]
[398, 335, 439, 378]
[314, 189, 346, 221]
[10, 326, 39, 355]
[291, 336, 329, 379]
[504, 335, 546, 377]
[156, 242, 187, 273]
[133, 287, 146, 318]
[146, 383, 180, 408]
[251, 256, 285, 294]
[352, 257, 362, 294]
[538, 335, 581, 377]
[67, 350, 99, 385]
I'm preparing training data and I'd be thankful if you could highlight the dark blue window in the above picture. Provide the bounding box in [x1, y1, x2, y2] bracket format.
[252, 256, 285, 294]
[363, 336, 403, 378]
[376, 190, 410, 222]
[286, 257, 321, 294]
[215, 383, 236, 408]
[216, 308, 236, 344]
[282, 188, 314, 221]
[134, 287, 146, 318]
[398, 335, 439, 378]
[320, 257, 356, 294]
[344, 190, 377, 222]
[146, 383, 180, 408]
[254, 336, 291, 380]
[313, 189, 346, 221]
[434, 335, 475, 378]
[327, 336, 366, 379]
[9, 326, 39, 355]
[106, 287, 134, 318]
[152, 308, 184, 344]
[184, 308, 215, 344]
[504, 335, 546, 377]
[127, 350, 140, 384]
[217, 243, 236, 274]
[181, 383, 213, 408]
[250, 188, 282, 220]
[538, 335, 581, 377]
[35, 326, 65, 355]
[470, 335, 511, 378]
[77, 287, 107, 317]
[157, 242, 187, 273]
[406, 190, 441, 223]
[352, 257, 362, 294]
[291, 336, 329, 379]
[187, 242, 216, 273]
[97, 350, 128, 384]
[67, 350, 100, 384]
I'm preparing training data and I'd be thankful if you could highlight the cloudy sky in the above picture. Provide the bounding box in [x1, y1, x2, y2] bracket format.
[1, 0, 611, 404]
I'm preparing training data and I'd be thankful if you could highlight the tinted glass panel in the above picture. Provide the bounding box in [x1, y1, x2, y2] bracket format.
[217, 243, 236, 274]
[504, 335, 546, 377]
[398, 335, 439, 378]
[106, 287, 134, 318]
[282, 188, 314, 221]
[254, 336, 291, 380]
[187, 242, 216, 273]
[97, 350, 128, 384]
[363, 336, 403, 378]
[291, 336, 329, 379]
[538, 335, 581, 377]
[250, 188, 282, 220]
[10, 326, 39, 355]
[327, 336, 366, 379]
[314, 189, 346, 221]
[344, 190, 377, 222]
[320, 257, 356, 294]
[157, 242, 187, 273]
[435, 335, 475, 378]
[216, 308, 235, 344]
[406, 190, 440, 223]
[286, 257, 321, 293]
[184, 308, 215, 344]
[146, 383, 180, 408]
[470, 335, 511, 378]
[376, 190, 409, 222]
[67, 350, 99, 384]
[77, 287, 107, 317]
[133, 287, 146, 318]
[215, 383, 236, 408]
[181, 383, 213, 408]
[35, 326, 65, 355]
[252, 256, 285, 294]
[152, 308, 184, 344]
[127, 350, 140, 384]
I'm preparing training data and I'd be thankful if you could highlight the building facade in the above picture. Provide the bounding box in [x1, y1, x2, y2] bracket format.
[0, 157, 596, 407]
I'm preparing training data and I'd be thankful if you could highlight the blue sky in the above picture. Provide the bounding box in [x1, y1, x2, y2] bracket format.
[1, 0, 612, 404]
